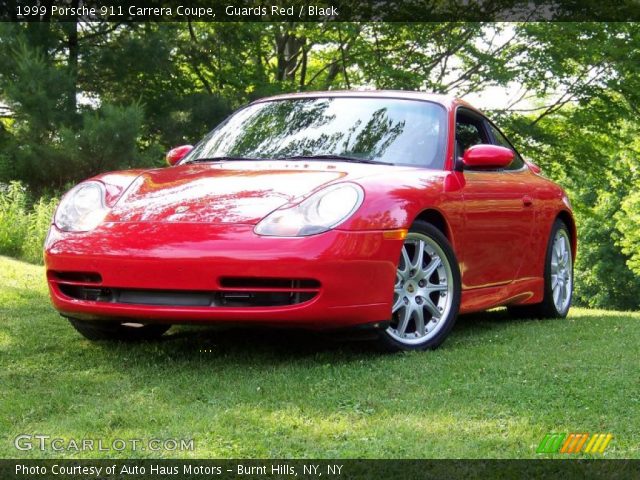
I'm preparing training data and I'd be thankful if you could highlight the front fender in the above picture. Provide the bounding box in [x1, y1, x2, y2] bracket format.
[340, 170, 462, 232]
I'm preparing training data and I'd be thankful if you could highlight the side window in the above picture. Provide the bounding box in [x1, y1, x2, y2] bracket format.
[488, 124, 525, 170]
[455, 112, 490, 158]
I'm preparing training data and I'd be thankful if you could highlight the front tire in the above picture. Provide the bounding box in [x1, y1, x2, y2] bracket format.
[378, 221, 461, 352]
[67, 317, 170, 341]
[507, 219, 573, 319]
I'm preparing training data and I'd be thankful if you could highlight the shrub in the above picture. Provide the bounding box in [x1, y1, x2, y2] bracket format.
[617, 190, 640, 278]
[0, 181, 57, 264]
[0, 181, 29, 257]
[22, 196, 58, 264]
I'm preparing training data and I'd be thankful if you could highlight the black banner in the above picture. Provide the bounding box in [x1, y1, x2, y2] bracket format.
[2, 459, 640, 480]
[1, 0, 640, 22]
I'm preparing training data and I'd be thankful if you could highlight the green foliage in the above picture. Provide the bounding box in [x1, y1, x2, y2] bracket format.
[3, 102, 145, 192]
[0, 36, 145, 191]
[0, 182, 29, 257]
[0, 181, 57, 264]
[617, 187, 640, 277]
[22, 196, 58, 264]
[572, 189, 640, 311]
[71, 103, 145, 174]
[4, 42, 75, 132]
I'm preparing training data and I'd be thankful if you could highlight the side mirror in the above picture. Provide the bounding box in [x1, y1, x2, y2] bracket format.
[166, 145, 193, 166]
[462, 144, 514, 169]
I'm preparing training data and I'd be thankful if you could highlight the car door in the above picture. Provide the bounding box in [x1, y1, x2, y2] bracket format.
[456, 108, 534, 289]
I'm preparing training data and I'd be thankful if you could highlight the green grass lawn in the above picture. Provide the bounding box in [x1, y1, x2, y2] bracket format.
[1, 255, 638, 459]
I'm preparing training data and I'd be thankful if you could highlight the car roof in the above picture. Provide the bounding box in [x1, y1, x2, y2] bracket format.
[249, 90, 479, 113]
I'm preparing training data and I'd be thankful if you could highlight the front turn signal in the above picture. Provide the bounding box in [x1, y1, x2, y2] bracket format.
[382, 229, 408, 240]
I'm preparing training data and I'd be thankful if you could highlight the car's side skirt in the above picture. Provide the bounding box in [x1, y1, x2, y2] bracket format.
[459, 277, 544, 314]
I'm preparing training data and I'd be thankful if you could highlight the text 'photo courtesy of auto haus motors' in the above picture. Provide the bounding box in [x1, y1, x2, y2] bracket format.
[45, 91, 576, 352]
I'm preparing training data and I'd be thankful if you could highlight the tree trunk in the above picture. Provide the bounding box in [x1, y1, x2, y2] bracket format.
[275, 25, 305, 83]
[65, 0, 79, 122]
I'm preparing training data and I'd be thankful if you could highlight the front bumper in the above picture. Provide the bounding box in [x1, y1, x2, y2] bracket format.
[44, 222, 403, 329]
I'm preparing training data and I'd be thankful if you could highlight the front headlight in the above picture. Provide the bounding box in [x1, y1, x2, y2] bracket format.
[255, 183, 364, 237]
[54, 181, 109, 232]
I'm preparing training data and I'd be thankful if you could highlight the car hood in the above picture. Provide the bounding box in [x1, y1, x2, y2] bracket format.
[106, 161, 406, 224]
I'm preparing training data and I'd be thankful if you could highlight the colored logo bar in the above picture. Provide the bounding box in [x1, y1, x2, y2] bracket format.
[537, 433, 613, 454]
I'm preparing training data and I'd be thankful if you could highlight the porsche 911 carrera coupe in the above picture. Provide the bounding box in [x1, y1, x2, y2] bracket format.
[44, 91, 576, 351]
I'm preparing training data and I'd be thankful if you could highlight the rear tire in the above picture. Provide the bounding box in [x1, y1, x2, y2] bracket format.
[378, 221, 461, 352]
[67, 317, 170, 341]
[507, 219, 573, 319]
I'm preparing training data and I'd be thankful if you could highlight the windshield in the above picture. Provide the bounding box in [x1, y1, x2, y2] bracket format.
[183, 97, 447, 168]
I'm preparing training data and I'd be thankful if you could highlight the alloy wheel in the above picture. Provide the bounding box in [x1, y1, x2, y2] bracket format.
[550, 229, 572, 314]
[387, 232, 454, 345]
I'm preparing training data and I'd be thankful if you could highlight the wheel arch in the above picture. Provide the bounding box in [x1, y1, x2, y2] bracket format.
[413, 208, 453, 243]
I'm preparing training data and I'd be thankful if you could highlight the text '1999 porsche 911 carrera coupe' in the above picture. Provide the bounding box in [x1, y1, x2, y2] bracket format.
[45, 91, 576, 351]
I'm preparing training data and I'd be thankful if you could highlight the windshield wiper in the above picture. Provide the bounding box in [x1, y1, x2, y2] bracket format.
[275, 154, 394, 166]
[188, 156, 260, 163]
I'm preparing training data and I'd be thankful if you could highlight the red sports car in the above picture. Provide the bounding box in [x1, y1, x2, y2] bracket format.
[45, 91, 576, 351]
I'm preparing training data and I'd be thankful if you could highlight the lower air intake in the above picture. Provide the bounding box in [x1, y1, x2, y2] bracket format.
[57, 285, 318, 308]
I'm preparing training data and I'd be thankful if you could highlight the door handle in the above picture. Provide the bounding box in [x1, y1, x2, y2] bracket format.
[522, 195, 533, 207]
